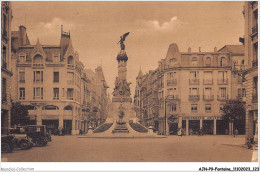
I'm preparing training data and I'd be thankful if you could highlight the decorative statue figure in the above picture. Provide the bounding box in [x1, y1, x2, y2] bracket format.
[118, 32, 130, 50]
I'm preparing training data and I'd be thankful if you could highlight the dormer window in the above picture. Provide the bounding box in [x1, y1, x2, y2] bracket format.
[33, 54, 43, 67]
[205, 57, 211, 66]
[19, 54, 26, 63]
[220, 57, 226, 66]
[53, 54, 60, 63]
[191, 57, 198, 66]
[68, 56, 74, 68]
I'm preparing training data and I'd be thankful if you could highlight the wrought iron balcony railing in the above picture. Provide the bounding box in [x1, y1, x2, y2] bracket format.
[189, 79, 199, 85]
[203, 95, 214, 101]
[189, 95, 200, 100]
[217, 95, 228, 101]
[203, 79, 213, 85]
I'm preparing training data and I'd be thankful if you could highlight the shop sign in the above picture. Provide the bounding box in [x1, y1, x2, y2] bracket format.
[182, 116, 222, 120]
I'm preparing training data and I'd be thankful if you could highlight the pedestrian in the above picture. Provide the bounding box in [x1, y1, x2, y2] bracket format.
[58, 126, 62, 136]
[234, 129, 238, 137]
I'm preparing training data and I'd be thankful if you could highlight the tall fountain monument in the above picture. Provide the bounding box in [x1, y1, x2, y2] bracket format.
[86, 33, 156, 137]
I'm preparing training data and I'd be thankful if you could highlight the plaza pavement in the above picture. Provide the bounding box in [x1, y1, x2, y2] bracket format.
[1, 135, 255, 162]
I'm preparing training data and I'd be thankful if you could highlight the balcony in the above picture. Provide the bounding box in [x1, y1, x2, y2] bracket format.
[252, 25, 258, 35]
[218, 79, 228, 85]
[203, 79, 213, 85]
[217, 95, 228, 101]
[32, 63, 44, 68]
[189, 79, 199, 85]
[167, 79, 177, 86]
[252, 60, 258, 67]
[252, 94, 258, 103]
[67, 64, 74, 68]
[33, 96, 43, 100]
[53, 97, 59, 100]
[203, 95, 214, 101]
[166, 95, 178, 100]
[189, 95, 200, 101]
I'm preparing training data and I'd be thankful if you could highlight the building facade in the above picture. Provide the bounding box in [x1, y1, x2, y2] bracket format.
[1, 1, 12, 135]
[135, 43, 245, 135]
[10, 25, 109, 135]
[242, 1, 258, 141]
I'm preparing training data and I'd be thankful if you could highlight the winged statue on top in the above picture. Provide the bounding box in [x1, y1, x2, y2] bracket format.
[118, 32, 130, 50]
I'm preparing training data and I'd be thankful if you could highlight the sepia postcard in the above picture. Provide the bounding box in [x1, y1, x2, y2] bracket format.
[1, 0, 259, 171]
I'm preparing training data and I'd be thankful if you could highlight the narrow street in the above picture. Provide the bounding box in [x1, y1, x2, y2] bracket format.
[2, 135, 253, 162]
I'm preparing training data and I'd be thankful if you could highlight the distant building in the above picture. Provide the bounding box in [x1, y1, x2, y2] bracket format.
[135, 43, 245, 135]
[242, 1, 258, 141]
[1, 1, 13, 135]
[11, 25, 85, 135]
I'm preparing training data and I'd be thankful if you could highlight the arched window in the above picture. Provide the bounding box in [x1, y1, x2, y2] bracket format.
[191, 57, 198, 66]
[68, 56, 74, 67]
[64, 105, 72, 110]
[42, 105, 59, 110]
[205, 57, 211, 66]
[220, 57, 226, 66]
[33, 54, 43, 67]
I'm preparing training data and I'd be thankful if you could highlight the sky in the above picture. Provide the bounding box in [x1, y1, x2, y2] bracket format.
[11, 1, 245, 96]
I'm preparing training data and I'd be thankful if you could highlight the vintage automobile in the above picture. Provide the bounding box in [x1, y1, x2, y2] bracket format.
[1, 135, 16, 153]
[9, 128, 34, 150]
[24, 125, 50, 147]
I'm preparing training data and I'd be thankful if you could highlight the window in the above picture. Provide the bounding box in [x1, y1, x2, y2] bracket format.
[204, 88, 212, 99]
[169, 104, 176, 112]
[190, 71, 199, 79]
[253, 43, 258, 66]
[205, 104, 211, 112]
[220, 57, 226, 66]
[33, 71, 43, 82]
[191, 57, 198, 66]
[53, 88, 59, 100]
[43, 105, 59, 110]
[2, 78, 7, 102]
[238, 88, 242, 98]
[242, 88, 246, 97]
[253, 77, 258, 102]
[190, 88, 199, 95]
[191, 104, 198, 113]
[67, 88, 74, 100]
[219, 87, 227, 98]
[53, 72, 59, 82]
[205, 57, 211, 66]
[19, 71, 25, 83]
[67, 72, 74, 84]
[170, 58, 176, 63]
[33, 87, 43, 99]
[33, 55, 43, 67]
[218, 71, 228, 84]
[204, 71, 213, 84]
[3, 14, 7, 34]
[68, 56, 74, 67]
[2, 46, 7, 69]
[19, 55, 25, 63]
[53, 54, 60, 63]
[19, 88, 25, 100]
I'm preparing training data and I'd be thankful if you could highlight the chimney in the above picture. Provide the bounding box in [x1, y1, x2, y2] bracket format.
[19, 25, 27, 46]
[214, 47, 217, 52]
[188, 47, 191, 53]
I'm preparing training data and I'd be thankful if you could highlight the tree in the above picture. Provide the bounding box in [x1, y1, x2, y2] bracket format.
[222, 99, 246, 134]
[11, 101, 30, 127]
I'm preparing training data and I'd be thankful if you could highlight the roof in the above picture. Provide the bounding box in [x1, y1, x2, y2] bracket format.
[218, 45, 244, 55]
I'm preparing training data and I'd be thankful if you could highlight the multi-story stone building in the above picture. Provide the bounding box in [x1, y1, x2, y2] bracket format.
[242, 1, 258, 141]
[11, 25, 85, 135]
[1, 1, 12, 135]
[134, 69, 160, 131]
[81, 67, 109, 131]
[135, 43, 245, 135]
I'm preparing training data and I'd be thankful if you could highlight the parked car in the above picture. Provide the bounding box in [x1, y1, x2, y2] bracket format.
[24, 125, 49, 147]
[1, 135, 16, 153]
[9, 128, 33, 150]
